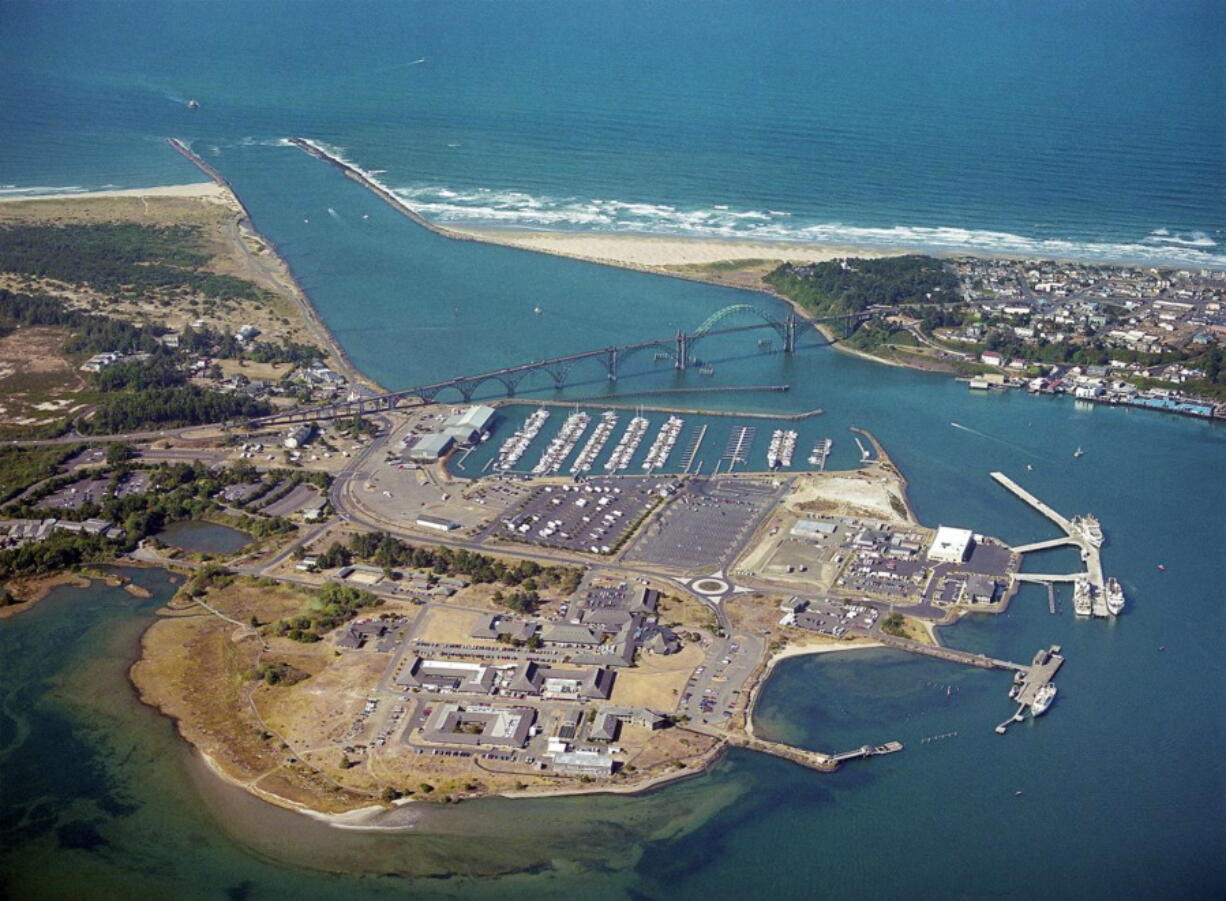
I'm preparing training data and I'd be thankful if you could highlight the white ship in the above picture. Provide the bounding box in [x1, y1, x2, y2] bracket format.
[1073, 578, 1093, 617]
[1105, 577, 1126, 616]
[1031, 682, 1057, 716]
[1072, 514, 1105, 548]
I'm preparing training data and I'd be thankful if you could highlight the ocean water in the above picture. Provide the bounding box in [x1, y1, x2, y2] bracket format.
[2, 2, 1225, 898]
[1, 0, 1223, 265]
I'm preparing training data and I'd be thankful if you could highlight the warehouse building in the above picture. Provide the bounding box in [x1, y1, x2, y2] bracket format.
[928, 525, 975, 564]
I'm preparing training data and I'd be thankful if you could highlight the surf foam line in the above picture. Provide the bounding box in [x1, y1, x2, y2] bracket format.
[281, 140, 1225, 268]
[386, 183, 1226, 268]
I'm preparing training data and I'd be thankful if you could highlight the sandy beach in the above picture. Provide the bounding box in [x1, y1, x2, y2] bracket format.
[448, 226, 896, 270]
[0, 182, 230, 204]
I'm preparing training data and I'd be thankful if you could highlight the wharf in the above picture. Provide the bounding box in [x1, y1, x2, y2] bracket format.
[996, 645, 1064, 734]
[992, 471, 1107, 598]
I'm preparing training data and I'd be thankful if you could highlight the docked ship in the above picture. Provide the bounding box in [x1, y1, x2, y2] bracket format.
[1105, 577, 1126, 616]
[1073, 578, 1094, 616]
[1072, 513, 1105, 547]
[1031, 682, 1057, 716]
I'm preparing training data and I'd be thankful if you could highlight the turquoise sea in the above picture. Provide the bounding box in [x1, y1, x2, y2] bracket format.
[2, 0, 1224, 265]
[1, 2, 1225, 899]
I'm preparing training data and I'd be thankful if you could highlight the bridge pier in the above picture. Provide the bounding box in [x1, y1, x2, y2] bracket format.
[675, 331, 688, 371]
[607, 348, 618, 381]
[784, 314, 797, 353]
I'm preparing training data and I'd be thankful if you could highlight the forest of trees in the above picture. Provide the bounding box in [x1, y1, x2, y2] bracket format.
[84, 385, 270, 433]
[766, 255, 961, 316]
[0, 223, 267, 302]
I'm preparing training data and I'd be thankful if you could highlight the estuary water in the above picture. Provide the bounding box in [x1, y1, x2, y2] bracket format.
[2, 1, 1225, 897]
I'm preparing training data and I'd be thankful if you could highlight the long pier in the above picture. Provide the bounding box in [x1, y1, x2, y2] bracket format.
[729, 735, 903, 773]
[876, 634, 1024, 671]
[991, 471, 1107, 599]
[991, 471, 1072, 532]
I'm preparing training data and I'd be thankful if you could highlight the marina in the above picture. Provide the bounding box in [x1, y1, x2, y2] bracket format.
[532, 409, 590, 475]
[604, 414, 648, 472]
[570, 410, 617, 473]
[807, 438, 833, 470]
[723, 426, 757, 469]
[641, 415, 683, 472]
[492, 406, 550, 472]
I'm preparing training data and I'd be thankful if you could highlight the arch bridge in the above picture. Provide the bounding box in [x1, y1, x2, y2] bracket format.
[249, 306, 874, 427]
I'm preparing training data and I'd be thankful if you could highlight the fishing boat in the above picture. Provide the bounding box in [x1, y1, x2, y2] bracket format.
[1105, 577, 1126, 616]
[186, 98, 200, 109]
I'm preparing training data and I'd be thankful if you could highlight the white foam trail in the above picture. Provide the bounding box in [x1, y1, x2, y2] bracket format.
[950, 422, 1054, 462]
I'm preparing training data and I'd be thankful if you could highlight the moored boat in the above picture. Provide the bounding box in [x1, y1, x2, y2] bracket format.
[1031, 683, 1057, 716]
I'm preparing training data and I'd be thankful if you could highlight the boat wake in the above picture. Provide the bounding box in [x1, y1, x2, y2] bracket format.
[950, 422, 1055, 462]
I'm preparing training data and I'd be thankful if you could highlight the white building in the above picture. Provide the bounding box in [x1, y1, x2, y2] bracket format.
[928, 526, 974, 564]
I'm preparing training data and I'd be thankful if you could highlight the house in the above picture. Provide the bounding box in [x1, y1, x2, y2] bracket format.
[980, 351, 1004, 367]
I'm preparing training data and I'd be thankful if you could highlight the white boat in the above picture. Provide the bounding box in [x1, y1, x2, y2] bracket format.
[1105, 577, 1126, 616]
[1072, 514, 1105, 547]
[1073, 446, 1084, 458]
[1031, 683, 1057, 716]
[1073, 578, 1093, 617]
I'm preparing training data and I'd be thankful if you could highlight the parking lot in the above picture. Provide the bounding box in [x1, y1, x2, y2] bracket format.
[498, 477, 663, 555]
[42, 470, 151, 510]
[628, 479, 779, 572]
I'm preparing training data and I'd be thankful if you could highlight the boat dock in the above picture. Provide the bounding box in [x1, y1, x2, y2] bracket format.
[991, 471, 1108, 608]
[996, 645, 1064, 734]
[680, 424, 707, 473]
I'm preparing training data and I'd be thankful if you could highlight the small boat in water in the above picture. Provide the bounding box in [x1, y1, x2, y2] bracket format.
[1073, 446, 1084, 458]
[1031, 683, 1057, 716]
[187, 98, 200, 109]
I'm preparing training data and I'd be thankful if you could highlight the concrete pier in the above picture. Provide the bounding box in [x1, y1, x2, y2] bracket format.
[992, 471, 1107, 607]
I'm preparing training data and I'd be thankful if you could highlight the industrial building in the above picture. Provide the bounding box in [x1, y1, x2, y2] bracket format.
[408, 432, 454, 462]
[928, 525, 975, 563]
[440, 404, 496, 445]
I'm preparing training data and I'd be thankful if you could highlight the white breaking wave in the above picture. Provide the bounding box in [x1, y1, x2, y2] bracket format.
[0, 185, 89, 196]
[387, 182, 1226, 267]
[1143, 229, 1217, 248]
